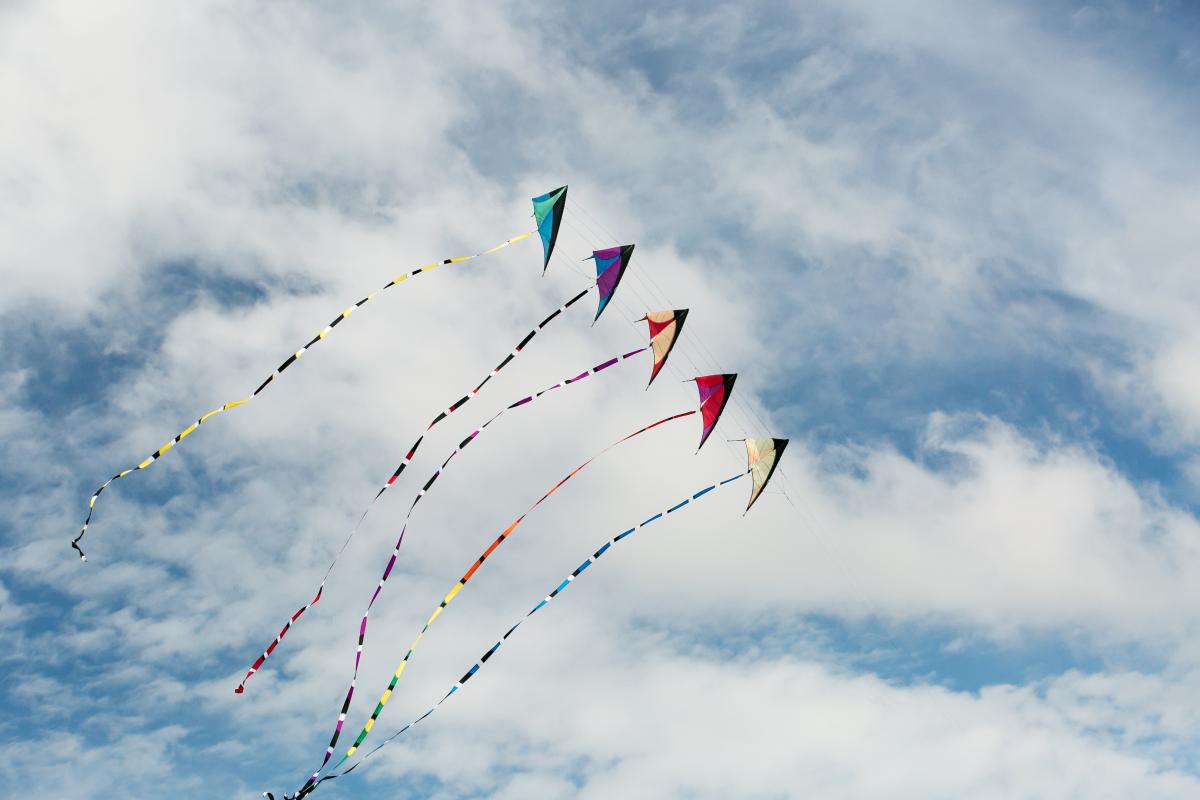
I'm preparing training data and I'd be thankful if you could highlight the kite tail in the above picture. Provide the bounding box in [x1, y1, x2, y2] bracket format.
[72, 231, 535, 562]
[296, 409, 698, 794]
[292, 352, 655, 778]
[288, 471, 745, 800]
[72, 397, 252, 561]
[376, 285, 594, 502]
[235, 583, 321, 694]
[237, 346, 645, 695]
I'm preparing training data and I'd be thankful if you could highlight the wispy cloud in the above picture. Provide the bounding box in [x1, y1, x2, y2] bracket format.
[3, 1, 1199, 797]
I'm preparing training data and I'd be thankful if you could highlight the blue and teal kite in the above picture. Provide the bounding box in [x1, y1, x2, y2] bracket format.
[532, 185, 568, 271]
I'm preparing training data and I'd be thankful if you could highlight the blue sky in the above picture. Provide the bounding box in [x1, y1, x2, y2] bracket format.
[3, 1, 1200, 798]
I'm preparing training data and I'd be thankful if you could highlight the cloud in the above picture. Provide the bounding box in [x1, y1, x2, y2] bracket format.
[309, 620, 1200, 800]
[3, 0, 1200, 797]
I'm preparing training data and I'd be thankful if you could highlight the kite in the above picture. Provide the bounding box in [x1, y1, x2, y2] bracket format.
[73, 189, 569, 563]
[693, 373, 737, 451]
[532, 186, 568, 271]
[590, 245, 634, 322]
[280, 470, 751, 800]
[236, 345, 651, 694]
[745, 437, 789, 513]
[642, 309, 688, 387]
[295, 408, 699, 794]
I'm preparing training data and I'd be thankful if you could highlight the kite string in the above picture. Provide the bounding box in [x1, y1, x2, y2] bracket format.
[288, 471, 745, 800]
[234, 284, 597, 693]
[73, 230, 535, 563]
[297, 409, 698, 795]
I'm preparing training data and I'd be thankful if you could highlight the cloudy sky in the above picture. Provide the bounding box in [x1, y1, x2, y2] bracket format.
[3, 1, 1200, 797]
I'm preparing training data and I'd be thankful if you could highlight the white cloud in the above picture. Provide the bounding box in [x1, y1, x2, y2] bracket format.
[3, 1, 1200, 797]
[317, 620, 1200, 799]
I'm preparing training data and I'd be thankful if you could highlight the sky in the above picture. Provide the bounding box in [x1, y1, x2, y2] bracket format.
[2, 1, 1200, 797]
